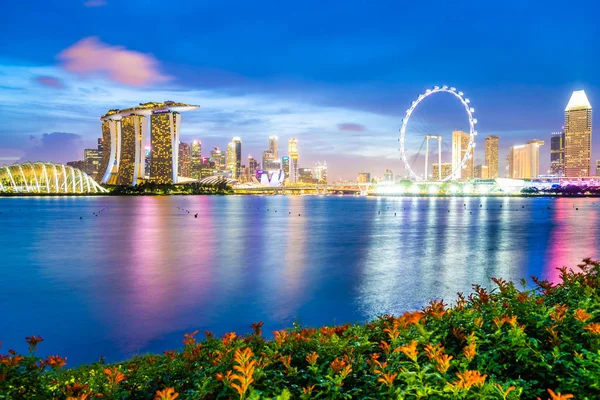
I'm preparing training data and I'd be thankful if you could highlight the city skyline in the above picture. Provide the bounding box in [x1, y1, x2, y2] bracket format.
[1, 1, 599, 180]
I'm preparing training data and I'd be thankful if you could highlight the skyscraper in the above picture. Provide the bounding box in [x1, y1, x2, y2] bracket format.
[451, 130, 474, 180]
[269, 136, 278, 159]
[281, 156, 290, 180]
[474, 165, 489, 179]
[550, 131, 565, 176]
[358, 173, 370, 183]
[507, 139, 544, 179]
[247, 155, 259, 181]
[288, 138, 299, 183]
[117, 114, 147, 185]
[313, 161, 328, 183]
[178, 142, 191, 178]
[210, 148, 226, 171]
[226, 137, 242, 179]
[564, 90, 592, 177]
[484, 136, 499, 179]
[384, 169, 393, 181]
[84, 148, 101, 177]
[432, 163, 452, 180]
[190, 140, 202, 179]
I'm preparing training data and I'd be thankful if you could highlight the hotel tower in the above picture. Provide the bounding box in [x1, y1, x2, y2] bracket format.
[564, 90, 592, 177]
[98, 101, 199, 185]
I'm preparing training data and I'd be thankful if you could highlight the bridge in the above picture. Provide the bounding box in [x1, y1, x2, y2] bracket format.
[233, 182, 373, 195]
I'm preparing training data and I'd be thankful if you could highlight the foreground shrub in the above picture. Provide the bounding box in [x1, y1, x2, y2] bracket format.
[2, 259, 600, 399]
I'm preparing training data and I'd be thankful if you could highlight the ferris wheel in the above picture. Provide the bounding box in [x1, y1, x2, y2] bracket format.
[399, 86, 477, 181]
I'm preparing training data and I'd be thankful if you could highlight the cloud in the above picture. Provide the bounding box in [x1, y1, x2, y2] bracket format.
[34, 76, 65, 89]
[84, 0, 106, 7]
[338, 123, 366, 132]
[58, 37, 171, 86]
[19, 132, 84, 164]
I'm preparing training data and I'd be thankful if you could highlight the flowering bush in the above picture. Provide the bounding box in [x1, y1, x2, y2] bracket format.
[2, 259, 600, 399]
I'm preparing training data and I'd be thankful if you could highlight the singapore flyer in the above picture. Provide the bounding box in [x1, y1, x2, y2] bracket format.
[399, 86, 478, 182]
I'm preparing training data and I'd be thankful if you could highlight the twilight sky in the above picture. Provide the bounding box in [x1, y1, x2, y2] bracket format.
[1, 0, 599, 180]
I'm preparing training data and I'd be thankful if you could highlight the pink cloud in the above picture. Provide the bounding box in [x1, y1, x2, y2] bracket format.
[34, 76, 65, 89]
[338, 123, 366, 132]
[58, 37, 171, 87]
[84, 0, 107, 7]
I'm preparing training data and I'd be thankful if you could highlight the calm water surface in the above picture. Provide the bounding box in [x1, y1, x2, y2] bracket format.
[1, 195, 599, 365]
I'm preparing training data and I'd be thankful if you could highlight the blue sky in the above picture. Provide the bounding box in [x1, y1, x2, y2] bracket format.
[1, 0, 599, 179]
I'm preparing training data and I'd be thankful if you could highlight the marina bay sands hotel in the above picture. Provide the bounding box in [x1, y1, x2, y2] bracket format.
[98, 101, 199, 185]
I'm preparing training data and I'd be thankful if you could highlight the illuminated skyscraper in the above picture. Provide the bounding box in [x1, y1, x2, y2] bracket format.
[178, 142, 191, 178]
[358, 173, 370, 183]
[98, 102, 199, 186]
[84, 148, 101, 177]
[451, 130, 474, 180]
[550, 131, 565, 176]
[190, 140, 202, 179]
[269, 136, 278, 159]
[484, 136, 499, 178]
[564, 90, 592, 177]
[299, 168, 314, 183]
[313, 161, 327, 183]
[247, 155, 259, 181]
[288, 138, 299, 183]
[507, 139, 544, 179]
[226, 137, 242, 179]
[432, 163, 452, 180]
[281, 156, 290, 180]
[210, 148, 226, 171]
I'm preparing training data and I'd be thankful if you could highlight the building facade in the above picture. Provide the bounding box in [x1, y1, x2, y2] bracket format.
[226, 137, 242, 179]
[564, 90, 592, 177]
[550, 131, 565, 176]
[190, 140, 202, 179]
[210, 148, 226, 171]
[281, 156, 290, 180]
[269, 136, 278, 159]
[288, 138, 299, 184]
[507, 139, 544, 179]
[358, 173, 370, 183]
[484, 136, 499, 179]
[451, 130, 474, 180]
[432, 162, 453, 181]
[178, 142, 192, 178]
[313, 162, 327, 183]
[384, 169, 393, 181]
[474, 164, 489, 179]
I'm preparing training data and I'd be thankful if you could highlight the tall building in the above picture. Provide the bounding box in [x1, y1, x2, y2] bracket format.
[507, 139, 544, 179]
[84, 148, 101, 177]
[298, 168, 315, 183]
[550, 131, 565, 176]
[313, 161, 328, 183]
[281, 156, 290, 180]
[210, 148, 226, 171]
[451, 130, 474, 180]
[596, 160, 600, 176]
[474, 164, 489, 179]
[358, 173, 370, 183]
[178, 142, 191, 178]
[98, 102, 199, 186]
[564, 90, 592, 177]
[384, 169, 393, 181]
[247, 155, 259, 181]
[432, 163, 453, 180]
[269, 136, 278, 159]
[288, 138, 299, 183]
[190, 140, 202, 179]
[484, 136, 499, 179]
[226, 137, 242, 179]
[262, 150, 280, 171]
[505, 153, 513, 178]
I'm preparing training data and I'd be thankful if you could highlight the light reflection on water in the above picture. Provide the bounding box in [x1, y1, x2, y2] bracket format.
[1, 195, 599, 365]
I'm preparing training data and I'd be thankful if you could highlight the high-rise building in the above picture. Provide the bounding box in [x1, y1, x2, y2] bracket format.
[451, 130, 474, 180]
[98, 102, 199, 186]
[550, 131, 565, 176]
[484, 136, 499, 179]
[313, 162, 327, 183]
[507, 139, 544, 179]
[210, 148, 226, 171]
[190, 140, 202, 179]
[84, 148, 101, 177]
[596, 160, 600, 176]
[564, 90, 592, 177]
[505, 153, 513, 178]
[288, 138, 299, 183]
[474, 164, 489, 179]
[178, 142, 191, 178]
[432, 163, 453, 180]
[225, 137, 242, 179]
[269, 136, 278, 159]
[262, 150, 280, 171]
[247, 155, 259, 182]
[281, 156, 290, 180]
[299, 168, 315, 183]
[358, 173, 370, 183]
[384, 169, 393, 181]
